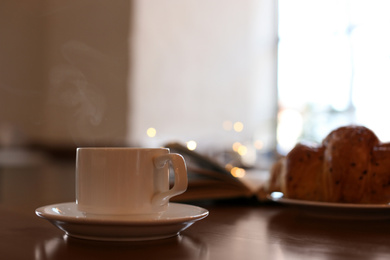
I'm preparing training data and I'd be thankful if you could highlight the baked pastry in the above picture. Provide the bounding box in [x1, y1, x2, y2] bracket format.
[282, 143, 325, 201]
[267, 125, 390, 204]
[369, 143, 390, 203]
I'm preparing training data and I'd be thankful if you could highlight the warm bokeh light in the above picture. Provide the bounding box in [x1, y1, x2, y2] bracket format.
[254, 140, 264, 150]
[232, 142, 248, 156]
[232, 142, 242, 152]
[146, 127, 156, 137]
[223, 120, 233, 131]
[230, 167, 246, 178]
[186, 140, 197, 151]
[225, 163, 233, 171]
[237, 145, 247, 156]
[233, 121, 244, 132]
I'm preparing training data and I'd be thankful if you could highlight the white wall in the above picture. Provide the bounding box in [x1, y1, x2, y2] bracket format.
[0, 0, 277, 152]
[129, 0, 278, 151]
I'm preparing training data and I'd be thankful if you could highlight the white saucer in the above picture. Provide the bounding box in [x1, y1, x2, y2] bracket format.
[268, 192, 390, 220]
[35, 202, 209, 241]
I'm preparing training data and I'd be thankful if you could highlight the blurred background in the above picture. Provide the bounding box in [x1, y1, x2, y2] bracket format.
[1, 0, 390, 170]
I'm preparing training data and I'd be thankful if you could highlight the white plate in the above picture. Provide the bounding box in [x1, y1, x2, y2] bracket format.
[267, 192, 390, 220]
[35, 202, 209, 241]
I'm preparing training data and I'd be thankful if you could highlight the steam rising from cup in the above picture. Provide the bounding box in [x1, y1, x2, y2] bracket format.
[49, 41, 109, 145]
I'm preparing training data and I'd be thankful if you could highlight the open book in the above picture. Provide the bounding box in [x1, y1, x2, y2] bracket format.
[166, 142, 269, 202]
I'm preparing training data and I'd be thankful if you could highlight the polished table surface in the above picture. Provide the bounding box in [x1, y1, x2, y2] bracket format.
[2, 155, 390, 260]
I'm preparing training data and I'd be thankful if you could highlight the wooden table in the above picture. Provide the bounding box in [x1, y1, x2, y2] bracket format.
[2, 157, 390, 259]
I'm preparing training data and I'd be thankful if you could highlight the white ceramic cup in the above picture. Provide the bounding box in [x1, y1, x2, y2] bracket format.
[76, 147, 188, 216]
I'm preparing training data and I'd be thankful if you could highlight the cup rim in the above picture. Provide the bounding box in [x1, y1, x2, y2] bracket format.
[77, 147, 169, 151]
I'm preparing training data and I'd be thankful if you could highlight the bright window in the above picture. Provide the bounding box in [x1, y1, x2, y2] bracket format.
[277, 0, 390, 153]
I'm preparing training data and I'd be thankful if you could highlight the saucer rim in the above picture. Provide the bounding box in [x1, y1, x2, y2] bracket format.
[35, 202, 209, 225]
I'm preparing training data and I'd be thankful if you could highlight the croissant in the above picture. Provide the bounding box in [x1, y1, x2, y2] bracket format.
[268, 125, 390, 204]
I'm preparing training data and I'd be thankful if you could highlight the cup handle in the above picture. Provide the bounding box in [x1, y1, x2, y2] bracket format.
[152, 153, 188, 206]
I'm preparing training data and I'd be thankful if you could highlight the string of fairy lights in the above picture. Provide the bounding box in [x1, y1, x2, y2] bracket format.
[145, 120, 265, 179]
